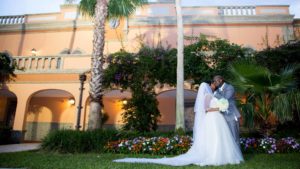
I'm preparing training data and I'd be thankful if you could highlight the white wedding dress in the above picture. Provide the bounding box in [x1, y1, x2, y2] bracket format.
[113, 83, 244, 166]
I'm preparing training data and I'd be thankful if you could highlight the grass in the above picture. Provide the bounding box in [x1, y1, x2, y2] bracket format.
[0, 151, 299, 169]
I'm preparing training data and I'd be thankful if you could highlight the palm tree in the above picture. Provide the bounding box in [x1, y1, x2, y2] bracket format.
[228, 60, 300, 135]
[0, 52, 16, 88]
[79, 0, 146, 130]
[175, 0, 185, 131]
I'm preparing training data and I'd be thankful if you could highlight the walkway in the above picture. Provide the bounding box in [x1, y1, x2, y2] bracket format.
[0, 143, 40, 153]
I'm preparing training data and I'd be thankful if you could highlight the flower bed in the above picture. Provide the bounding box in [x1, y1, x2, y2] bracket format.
[105, 135, 192, 155]
[105, 136, 300, 155]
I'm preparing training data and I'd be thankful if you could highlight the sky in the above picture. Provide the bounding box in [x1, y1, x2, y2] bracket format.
[0, 0, 299, 18]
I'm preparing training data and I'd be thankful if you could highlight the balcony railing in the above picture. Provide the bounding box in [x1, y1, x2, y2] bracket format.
[12, 55, 91, 73]
[0, 15, 25, 25]
[218, 6, 256, 16]
[13, 56, 62, 72]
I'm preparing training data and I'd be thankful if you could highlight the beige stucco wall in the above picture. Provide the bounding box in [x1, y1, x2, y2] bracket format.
[0, 22, 289, 56]
[127, 24, 289, 50]
[82, 89, 185, 129]
[0, 29, 93, 56]
[26, 97, 75, 123]
[0, 5, 295, 56]
[4, 81, 89, 131]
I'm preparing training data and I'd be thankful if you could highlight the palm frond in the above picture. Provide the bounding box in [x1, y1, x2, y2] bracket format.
[79, 0, 96, 17]
[228, 60, 271, 93]
[240, 103, 255, 128]
[108, 0, 147, 18]
[272, 93, 293, 122]
[79, 0, 147, 18]
[279, 65, 297, 89]
[290, 90, 300, 120]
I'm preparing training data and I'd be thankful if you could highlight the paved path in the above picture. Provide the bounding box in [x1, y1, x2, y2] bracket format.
[0, 143, 40, 153]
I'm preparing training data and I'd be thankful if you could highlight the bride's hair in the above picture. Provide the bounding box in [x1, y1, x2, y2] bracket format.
[204, 80, 213, 85]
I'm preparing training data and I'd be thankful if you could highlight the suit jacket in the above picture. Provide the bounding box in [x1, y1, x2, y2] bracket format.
[214, 83, 241, 122]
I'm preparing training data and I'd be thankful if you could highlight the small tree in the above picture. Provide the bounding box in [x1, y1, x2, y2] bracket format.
[184, 36, 251, 84]
[103, 47, 173, 132]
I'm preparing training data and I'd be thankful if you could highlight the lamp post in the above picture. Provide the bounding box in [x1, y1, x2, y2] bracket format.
[76, 73, 87, 130]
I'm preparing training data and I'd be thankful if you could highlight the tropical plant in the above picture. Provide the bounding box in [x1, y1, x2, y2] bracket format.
[0, 52, 16, 87]
[79, 0, 147, 130]
[228, 60, 300, 135]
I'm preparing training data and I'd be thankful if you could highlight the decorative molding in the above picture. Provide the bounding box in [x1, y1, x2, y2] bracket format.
[15, 69, 90, 74]
[8, 81, 82, 84]
[129, 15, 294, 26]
[0, 20, 93, 32]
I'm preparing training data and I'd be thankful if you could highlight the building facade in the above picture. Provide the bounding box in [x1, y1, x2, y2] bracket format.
[0, 0, 299, 142]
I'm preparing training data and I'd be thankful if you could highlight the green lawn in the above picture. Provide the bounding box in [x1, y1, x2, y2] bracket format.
[0, 151, 299, 169]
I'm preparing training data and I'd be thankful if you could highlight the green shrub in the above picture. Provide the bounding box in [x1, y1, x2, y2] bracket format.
[41, 129, 119, 153]
[41, 129, 183, 153]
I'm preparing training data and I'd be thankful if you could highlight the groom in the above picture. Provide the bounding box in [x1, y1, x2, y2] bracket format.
[213, 75, 241, 146]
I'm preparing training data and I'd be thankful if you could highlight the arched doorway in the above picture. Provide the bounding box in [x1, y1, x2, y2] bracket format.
[24, 89, 75, 141]
[156, 89, 197, 131]
[0, 89, 17, 128]
[83, 90, 132, 130]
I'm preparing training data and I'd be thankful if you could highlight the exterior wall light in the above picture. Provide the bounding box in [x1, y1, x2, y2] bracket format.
[31, 48, 37, 56]
[122, 99, 128, 105]
[68, 98, 75, 105]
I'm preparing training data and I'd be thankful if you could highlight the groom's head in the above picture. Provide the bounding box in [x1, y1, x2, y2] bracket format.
[213, 75, 224, 88]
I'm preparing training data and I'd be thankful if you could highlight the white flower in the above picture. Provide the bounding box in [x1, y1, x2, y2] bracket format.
[217, 98, 229, 112]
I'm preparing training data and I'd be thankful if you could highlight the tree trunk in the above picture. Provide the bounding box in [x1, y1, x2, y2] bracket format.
[175, 0, 185, 131]
[87, 0, 108, 130]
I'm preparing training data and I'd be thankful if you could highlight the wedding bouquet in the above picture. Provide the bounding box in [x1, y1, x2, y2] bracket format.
[217, 98, 229, 112]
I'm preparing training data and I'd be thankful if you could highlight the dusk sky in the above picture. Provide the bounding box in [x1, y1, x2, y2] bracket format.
[0, 0, 299, 18]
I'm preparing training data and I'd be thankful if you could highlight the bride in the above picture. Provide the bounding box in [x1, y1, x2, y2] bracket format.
[113, 82, 244, 166]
